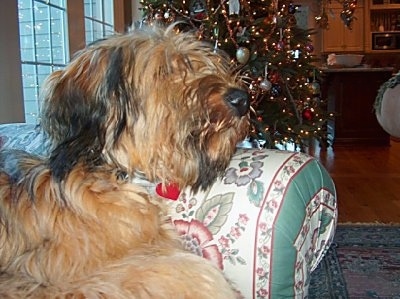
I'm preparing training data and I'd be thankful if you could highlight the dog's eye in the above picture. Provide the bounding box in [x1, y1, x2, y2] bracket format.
[116, 170, 129, 182]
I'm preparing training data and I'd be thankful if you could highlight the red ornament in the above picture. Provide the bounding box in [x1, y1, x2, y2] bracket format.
[193, 12, 206, 20]
[302, 108, 313, 121]
[269, 71, 280, 84]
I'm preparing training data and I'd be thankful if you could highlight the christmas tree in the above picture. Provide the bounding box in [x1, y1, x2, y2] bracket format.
[139, 0, 332, 150]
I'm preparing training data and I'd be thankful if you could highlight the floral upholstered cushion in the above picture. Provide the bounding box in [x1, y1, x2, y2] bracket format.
[170, 149, 337, 298]
[0, 123, 337, 298]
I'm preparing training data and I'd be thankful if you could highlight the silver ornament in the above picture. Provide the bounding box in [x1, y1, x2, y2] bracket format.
[236, 47, 250, 64]
[260, 63, 272, 91]
[260, 79, 272, 91]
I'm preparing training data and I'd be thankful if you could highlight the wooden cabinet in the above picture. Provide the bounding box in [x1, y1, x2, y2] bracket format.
[322, 1, 364, 52]
[321, 68, 392, 146]
[365, 0, 400, 52]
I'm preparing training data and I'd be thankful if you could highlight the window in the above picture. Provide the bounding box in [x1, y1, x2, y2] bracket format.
[84, 0, 115, 44]
[18, 0, 68, 124]
[18, 0, 116, 124]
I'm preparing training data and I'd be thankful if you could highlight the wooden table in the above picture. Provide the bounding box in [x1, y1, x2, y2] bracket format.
[320, 67, 394, 146]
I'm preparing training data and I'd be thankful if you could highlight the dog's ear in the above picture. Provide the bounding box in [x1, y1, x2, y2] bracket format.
[42, 45, 135, 181]
[104, 47, 140, 140]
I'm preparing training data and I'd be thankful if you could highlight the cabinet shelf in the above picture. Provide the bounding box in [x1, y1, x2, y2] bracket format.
[371, 30, 400, 32]
[371, 0, 400, 4]
[370, 4, 400, 9]
[369, 7, 400, 35]
[368, 48, 400, 52]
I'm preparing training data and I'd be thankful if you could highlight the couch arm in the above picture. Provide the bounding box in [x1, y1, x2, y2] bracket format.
[168, 148, 337, 298]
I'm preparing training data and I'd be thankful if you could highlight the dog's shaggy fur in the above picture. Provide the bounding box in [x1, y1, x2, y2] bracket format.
[0, 24, 249, 298]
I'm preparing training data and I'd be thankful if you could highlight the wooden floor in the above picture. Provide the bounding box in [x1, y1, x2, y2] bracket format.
[306, 139, 400, 224]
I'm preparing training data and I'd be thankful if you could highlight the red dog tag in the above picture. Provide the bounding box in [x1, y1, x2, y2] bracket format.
[155, 183, 180, 200]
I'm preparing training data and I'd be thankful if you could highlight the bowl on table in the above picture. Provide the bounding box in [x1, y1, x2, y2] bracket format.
[332, 54, 364, 67]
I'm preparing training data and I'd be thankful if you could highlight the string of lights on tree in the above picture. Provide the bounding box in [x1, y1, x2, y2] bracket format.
[140, 0, 334, 150]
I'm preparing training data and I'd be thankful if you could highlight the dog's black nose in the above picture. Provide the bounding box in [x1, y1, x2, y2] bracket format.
[225, 88, 249, 117]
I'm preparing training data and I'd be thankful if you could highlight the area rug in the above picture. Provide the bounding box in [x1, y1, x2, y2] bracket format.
[309, 224, 400, 299]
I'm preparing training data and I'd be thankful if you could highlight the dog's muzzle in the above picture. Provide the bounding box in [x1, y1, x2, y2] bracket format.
[225, 88, 250, 117]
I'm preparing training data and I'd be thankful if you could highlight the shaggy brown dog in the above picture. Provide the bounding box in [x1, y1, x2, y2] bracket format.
[0, 24, 249, 298]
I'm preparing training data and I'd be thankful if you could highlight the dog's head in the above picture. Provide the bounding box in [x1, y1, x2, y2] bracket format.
[41, 24, 249, 191]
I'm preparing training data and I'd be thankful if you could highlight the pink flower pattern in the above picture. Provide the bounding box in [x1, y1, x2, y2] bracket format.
[173, 190, 250, 269]
[174, 219, 224, 269]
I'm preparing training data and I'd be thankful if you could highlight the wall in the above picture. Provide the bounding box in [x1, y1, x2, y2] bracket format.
[296, 0, 323, 60]
[293, 0, 322, 65]
[0, 1, 25, 124]
[364, 53, 400, 72]
[132, 1, 142, 22]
